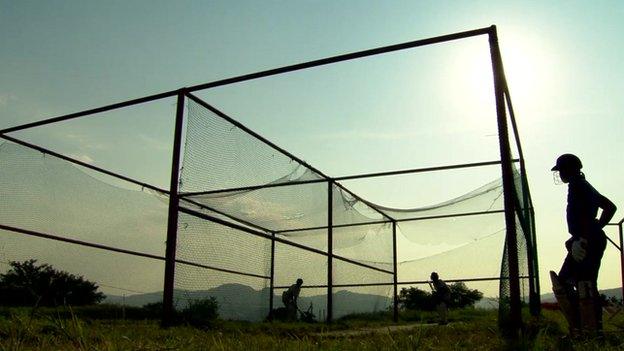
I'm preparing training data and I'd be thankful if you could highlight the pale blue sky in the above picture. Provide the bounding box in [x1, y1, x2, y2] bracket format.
[1, 1, 623, 294]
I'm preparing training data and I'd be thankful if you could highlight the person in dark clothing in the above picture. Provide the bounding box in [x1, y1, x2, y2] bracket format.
[282, 278, 303, 321]
[430, 272, 451, 325]
[549, 153, 616, 336]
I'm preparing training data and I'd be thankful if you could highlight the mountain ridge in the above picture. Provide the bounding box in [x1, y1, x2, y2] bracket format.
[105, 283, 623, 321]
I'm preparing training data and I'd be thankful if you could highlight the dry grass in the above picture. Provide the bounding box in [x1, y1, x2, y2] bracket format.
[0, 307, 623, 350]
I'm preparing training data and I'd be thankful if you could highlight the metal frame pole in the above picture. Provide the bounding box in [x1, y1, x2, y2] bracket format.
[179, 206, 393, 274]
[488, 26, 522, 333]
[504, 87, 540, 316]
[162, 90, 186, 327]
[620, 220, 624, 302]
[530, 205, 540, 315]
[327, 181, 333, 323]
[0, 135, 169, 194]
[185, 28, 491, 94]
[273, 275, 529, 289]
[392, 221, 399, 322]
[269, 232, 276, 319]
[0, 28, 491, 137]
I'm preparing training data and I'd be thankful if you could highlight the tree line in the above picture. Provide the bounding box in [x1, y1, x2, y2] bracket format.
[0, 259, 103, 306]
[398, 282, 483, 311]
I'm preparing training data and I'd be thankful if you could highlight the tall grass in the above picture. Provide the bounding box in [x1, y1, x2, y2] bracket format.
[0, 306, 623, 350]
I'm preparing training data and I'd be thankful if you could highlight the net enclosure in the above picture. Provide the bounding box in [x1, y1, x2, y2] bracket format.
[0, 26, 537, 332]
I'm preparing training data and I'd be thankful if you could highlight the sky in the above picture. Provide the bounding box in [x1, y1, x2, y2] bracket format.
[1, 0, 623, 296]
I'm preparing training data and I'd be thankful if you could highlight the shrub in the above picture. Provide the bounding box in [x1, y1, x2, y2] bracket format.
[398, 287, 434, 311]
[141, 301, 164, 318]
[181, 297, 219, 327]
[0, 259, 104, 307]
[448, 282, 483, 308]
[399, 282, 483, 311]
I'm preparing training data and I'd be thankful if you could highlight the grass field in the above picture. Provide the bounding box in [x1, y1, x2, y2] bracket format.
[1, 307, 623, 350]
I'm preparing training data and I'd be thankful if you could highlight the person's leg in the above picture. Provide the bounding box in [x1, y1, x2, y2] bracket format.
[577, 280, 598, 332]
[578, 235, 607, 334]
[558, 254, 578, 288]
[286, 302, 296, 321]
[437, 302, 448, 325]
[553, 255, 580, 334]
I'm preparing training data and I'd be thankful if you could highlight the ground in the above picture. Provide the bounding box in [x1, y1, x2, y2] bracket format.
[1, 307, 623, 350]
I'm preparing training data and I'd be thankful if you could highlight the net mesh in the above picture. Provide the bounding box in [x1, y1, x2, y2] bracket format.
[0, 141, 168, 300]
[498, 166, 536, 325]
[0, 92, 536, 324]
[173, 98, 534, 322]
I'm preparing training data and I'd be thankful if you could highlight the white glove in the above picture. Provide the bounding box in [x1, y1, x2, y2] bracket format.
[571, 238, 587, 262]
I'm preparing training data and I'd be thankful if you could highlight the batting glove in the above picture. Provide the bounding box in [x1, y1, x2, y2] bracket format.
[571, 238, 587, 262]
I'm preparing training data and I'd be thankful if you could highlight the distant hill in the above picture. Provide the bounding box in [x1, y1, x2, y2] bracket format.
[474, 297, 499, 309]
[106, 284, 624, 321]
[540, 286, 622, 303]
[105, 283, 392, 321]
[103, 284, 521, 320]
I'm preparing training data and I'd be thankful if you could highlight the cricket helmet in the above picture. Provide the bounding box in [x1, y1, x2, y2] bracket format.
[551, 153, 582, 172]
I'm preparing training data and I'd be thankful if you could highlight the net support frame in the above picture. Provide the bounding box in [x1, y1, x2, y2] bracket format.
[179, 159, 512, 199]
[489, 27, 522, 334]
[0, 25, 537, 331]
[183, 27, 492, 94]
[162, 90, 186, 326]
[269, 232, 276, 317]
[607, 219, 624, 302]
[177, 206, 393, 275]
[273, 276, 530, 289]
[504, 73, 540, 316]
[0, 134, 169, 195]
[392, 220, 399, 322]
[327, 181, 334, 323]
[620, 220, 624, 302]
[0, 224, 269, 279]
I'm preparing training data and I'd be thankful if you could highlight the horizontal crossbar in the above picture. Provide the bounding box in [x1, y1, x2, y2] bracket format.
[0, 223, 270, 280]
[274, 275, 530, 289]
[276, 209, 505, 234]
[0, 135, 168, 195]
[179, 206, 394, 275]
[186, 27, 491, 93]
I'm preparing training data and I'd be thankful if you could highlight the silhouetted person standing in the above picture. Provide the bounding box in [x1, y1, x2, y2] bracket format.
[549, 154, 616, 336]
[430, 272, 451, 325]
[282, 278, 303, 321]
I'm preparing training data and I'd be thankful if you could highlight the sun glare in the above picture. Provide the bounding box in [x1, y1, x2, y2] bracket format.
[457, 39, 544, 107]
[502, 43, 542, 104]
[447, 34, 550, 128]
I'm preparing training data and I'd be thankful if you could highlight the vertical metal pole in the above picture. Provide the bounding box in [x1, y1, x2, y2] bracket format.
[269, 232, 276, 319]
[519, 163, 539, 316]
[619, 221, 624, 302]
[489, 26, 522, 333]
[327, 181, 333, 323]
[505, 88, 540, 315]
[530, 206, 541, 315]
[392, 221, 399, 322]
[162, 90, 186, 327]
[520, 177, 539, 316]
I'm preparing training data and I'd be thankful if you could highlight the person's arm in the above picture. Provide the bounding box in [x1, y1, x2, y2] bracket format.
[597, 194, 617, 228]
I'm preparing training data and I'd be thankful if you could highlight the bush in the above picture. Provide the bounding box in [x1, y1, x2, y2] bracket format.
[448, 282, 483, 308]
[142, 301, 164, 317]
[0, 260, 104, 307]
[399, 282, 483, 311]
[399, 287, 434, 311]
[181, 297, 219, 327]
